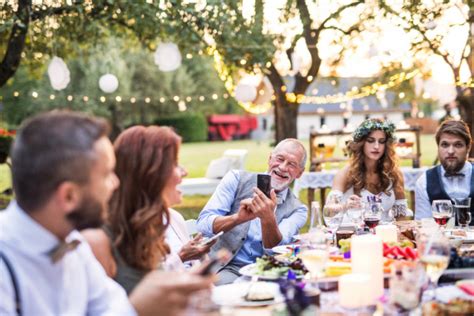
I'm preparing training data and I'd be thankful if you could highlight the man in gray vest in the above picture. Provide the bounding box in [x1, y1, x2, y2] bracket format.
[415, 119, 473, 223]
[196, 139, 308, 285]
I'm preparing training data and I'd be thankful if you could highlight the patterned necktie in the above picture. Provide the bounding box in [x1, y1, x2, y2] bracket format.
[49, 240, 81, 263]
[444, 172, 465, 178]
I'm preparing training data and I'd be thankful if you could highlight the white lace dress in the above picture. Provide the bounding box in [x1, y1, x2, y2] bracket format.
[327, 186, 412, 218]
[342, 187, 396, 212]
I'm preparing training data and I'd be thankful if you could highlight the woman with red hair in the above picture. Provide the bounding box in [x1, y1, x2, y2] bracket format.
[82, 126, 212, 294]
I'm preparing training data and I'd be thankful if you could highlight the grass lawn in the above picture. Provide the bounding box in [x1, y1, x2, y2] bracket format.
[0, 135, 438, 224]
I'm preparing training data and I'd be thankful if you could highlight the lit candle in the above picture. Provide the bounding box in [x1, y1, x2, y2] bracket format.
[375, 224, 398, 243]
[351, 234, 384, 303]
[339, 273, 372, 308]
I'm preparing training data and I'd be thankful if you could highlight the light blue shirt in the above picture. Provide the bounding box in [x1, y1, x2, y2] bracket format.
[0, 201, 136, 316]
[415, 162, 472, 219]
[197, 170, 307, 266]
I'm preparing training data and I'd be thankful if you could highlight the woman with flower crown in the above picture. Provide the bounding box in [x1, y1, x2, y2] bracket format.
[327, 118, 409, 218]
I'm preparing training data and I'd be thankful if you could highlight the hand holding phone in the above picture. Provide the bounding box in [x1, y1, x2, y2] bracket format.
[199, 231, 223, 247]
[257, 174, 272, 198]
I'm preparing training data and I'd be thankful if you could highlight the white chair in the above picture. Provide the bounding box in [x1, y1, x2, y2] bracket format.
[179, 149, 248, 196]
[223, 149, 247, 170]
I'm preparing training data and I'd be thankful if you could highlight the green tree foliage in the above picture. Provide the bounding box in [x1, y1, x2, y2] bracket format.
[0, 36, 239, 130]
[155, 112, 208, 143]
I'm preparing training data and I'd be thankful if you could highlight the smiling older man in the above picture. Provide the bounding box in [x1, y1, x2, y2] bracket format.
[196, 139, 308, 285]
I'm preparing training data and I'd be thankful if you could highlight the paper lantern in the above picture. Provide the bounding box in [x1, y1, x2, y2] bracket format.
[154, 42, 182, 72]
[234, 83, 257, 103]
[253, 76, 273, 105]
[48, 57, 70, 91]
[99, 74, 119, 93]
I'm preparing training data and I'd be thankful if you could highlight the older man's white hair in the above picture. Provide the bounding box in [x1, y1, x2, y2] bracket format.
[272, 138, 307, 169]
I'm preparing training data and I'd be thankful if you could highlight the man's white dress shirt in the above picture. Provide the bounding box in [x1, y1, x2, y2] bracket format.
[415, 162, 472, 219]
[0, 201, 136, 315]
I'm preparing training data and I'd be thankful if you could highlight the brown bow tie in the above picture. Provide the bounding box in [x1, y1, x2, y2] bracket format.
[49, 240, 81, 263]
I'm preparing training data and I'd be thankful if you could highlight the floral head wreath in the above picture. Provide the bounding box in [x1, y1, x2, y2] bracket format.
[352, 118, 396, 142]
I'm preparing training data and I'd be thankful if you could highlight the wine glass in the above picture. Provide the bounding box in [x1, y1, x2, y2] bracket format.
[431, 200, 453, 229]
[454, 198, 471, 230]
[362, 203, 382, 233]
[298, 242, 329, 281]
[347, 201, 365, 229]
[418, 232, 450, 301]
[322, 196, 345, 244]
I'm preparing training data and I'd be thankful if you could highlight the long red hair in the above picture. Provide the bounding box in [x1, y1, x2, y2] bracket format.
[108, 125, 180, 270]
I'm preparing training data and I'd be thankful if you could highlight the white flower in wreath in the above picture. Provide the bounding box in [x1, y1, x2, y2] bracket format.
[47, 56, 70, 90]
[154, 42, 182, 72]
[99, 74, 119, 93]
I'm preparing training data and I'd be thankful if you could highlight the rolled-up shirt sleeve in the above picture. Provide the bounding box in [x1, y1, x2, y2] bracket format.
[265, 204, 307, 252]
[196, 170, 240, 237]
[415, 173, 432, 219]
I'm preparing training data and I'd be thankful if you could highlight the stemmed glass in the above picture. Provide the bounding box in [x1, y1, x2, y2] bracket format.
[431, 200, 453, 230]
[362, 202, 382, 233]
[418, 231, 450, 301]
[454, 198, 471, 230]
[347, 201, 365, 229]
[322, 196, 345, 244]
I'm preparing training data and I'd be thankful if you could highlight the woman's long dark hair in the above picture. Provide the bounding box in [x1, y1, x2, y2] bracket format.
[108, 126, 180, 270]
[346, 130, 402, 196]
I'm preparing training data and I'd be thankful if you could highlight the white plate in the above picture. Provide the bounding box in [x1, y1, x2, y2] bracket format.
[292, 232, 333, 242]
[239, 263, 304, 281]
[445, 229, 474, 243]
[272, 244, 299, 254]
[212, 282, 284, 307]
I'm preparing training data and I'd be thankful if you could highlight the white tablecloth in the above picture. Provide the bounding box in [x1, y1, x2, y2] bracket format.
[293, 167, 428, 196]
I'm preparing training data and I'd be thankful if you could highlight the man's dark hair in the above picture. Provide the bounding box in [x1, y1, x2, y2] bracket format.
[11, 111, 110, 212]
[435, 119, 472, 147]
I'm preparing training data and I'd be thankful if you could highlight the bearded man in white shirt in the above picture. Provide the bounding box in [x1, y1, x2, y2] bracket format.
[415, 119, 473, 224]
[0, 111, 212, 316]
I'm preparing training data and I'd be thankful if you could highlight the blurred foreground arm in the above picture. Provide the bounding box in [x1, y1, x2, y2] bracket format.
[129, 271, 213, 316]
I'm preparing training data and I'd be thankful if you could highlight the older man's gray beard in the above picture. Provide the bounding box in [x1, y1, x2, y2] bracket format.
[271, 177, 291, 192]
[441, 156, 466, 174]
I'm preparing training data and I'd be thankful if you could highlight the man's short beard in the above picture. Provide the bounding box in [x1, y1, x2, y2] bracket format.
[271, 178, 290, 192]
[66, 192, 105, 231]
[441, 157, 465, 174]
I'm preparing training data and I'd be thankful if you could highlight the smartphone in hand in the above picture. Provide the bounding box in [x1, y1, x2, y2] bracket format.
[257, 174, 272, 198]
[199, 231, 223, 247]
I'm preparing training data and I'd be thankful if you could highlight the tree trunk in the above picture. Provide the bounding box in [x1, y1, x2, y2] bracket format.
[274, 90, 299, 143]
[0, 0, 30, 87]
[456, 88, 474, 158]
[267, 64, 300, 143]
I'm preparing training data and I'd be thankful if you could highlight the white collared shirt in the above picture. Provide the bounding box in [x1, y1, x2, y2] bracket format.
[0, 201, 136, 316]
[415, 162, 472, 219]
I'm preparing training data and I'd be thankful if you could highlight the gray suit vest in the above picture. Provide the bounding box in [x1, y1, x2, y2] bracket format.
[209, 171, 305, 269]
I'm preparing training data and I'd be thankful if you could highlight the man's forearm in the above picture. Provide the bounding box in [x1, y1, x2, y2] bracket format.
[260, 216, 282, 248]
[212, 214, 244, 233]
